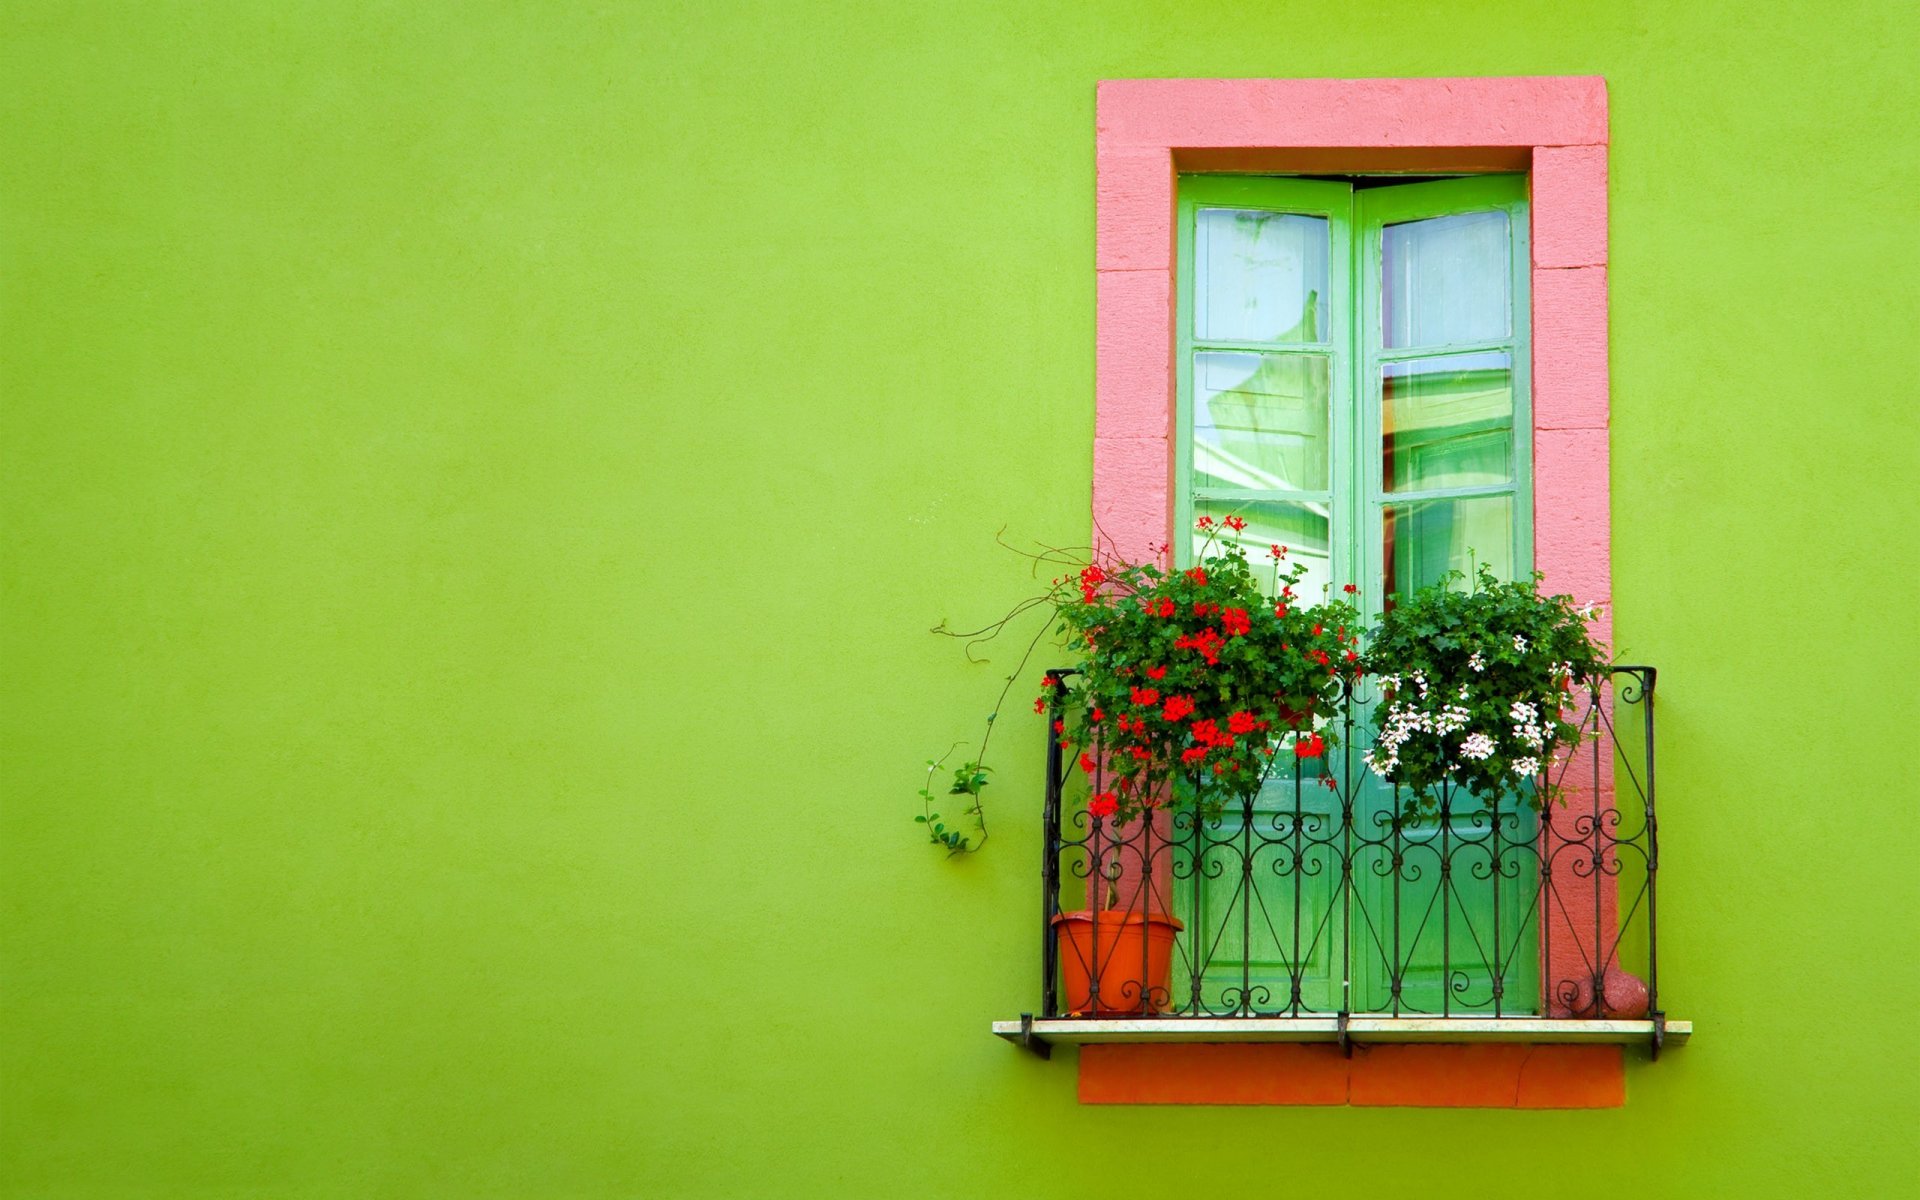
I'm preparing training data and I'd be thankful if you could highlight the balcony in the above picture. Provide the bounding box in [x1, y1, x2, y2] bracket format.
[994, 666, 1690, 1058]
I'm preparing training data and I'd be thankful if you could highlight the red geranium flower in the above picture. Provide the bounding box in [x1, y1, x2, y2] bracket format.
[1295, 733, 1326, 759]
[1343, 583, 1358, 594]
[1089, 792, 1119, 819]
[1227, 710, 1256, 735]
[1270, 544, 1288, 559]
[1130, 686, 1160, 706]
[1161, 694, 1195, 722]
[1184, 567, 1208, 586]
[1079, 753, 1098, 774]
[1224, 515, 1246, 532]
[1220, 607, 1251, 636]
[1145, 665, 1167, 681]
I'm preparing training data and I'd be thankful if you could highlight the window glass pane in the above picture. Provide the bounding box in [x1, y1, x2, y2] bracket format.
[1382, 210, 1509, 348]
[1193, 499, 1334, 604]
[1193, 351, 1330, 492]
[1382, 351, 1514, 493]
[1195, 209, 1329, 343]
[1382, 494, 1513, 600]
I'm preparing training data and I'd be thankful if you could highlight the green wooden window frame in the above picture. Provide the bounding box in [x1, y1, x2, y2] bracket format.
[1174, 173, 1533, 603]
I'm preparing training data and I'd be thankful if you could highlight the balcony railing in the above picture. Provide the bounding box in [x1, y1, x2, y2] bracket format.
[999, 666, 1683, 1057]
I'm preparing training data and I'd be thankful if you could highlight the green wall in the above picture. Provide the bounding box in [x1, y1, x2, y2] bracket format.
[4, 2, 1916, 1196]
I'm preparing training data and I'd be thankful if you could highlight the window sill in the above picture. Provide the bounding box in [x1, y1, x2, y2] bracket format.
[993, 1015, 1691, 1058]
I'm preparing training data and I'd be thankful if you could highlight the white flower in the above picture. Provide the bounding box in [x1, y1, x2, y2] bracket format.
[1460, 733, 1496, 761]
[1468, 652, 1485, 672]
[1512, 756, 1541, 777]
[1513, 634, 1529, 653]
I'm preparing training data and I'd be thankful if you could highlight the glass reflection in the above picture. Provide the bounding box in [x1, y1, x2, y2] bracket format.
[1193, 351, 1331, 492]
[1196, 209, 1329, 343]
[1382, 352, 1514, 493]
[1382, 210, 1510, 348]
[1192, 498, 1334, 604]
[1382, 494, 1513, 601]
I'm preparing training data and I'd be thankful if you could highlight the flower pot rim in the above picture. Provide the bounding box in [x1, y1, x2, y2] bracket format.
[1051, 908, 1184, 931]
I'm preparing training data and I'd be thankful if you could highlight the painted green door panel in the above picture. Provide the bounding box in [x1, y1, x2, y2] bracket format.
[1183, 788, 1345, 1014]
[1352, 174, 1537, 1014]
[1174, 173, 1538, 1015]
[1177, 176, 1354, 603]
[1357, 174, 1533, 603]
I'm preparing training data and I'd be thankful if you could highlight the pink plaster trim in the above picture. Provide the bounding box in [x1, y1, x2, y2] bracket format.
[1092, 74, 1610, 609]
[1531, 146, 1609, 269]
[1097, 77, 1608, 151]
[1091, 77, 1616, 1022]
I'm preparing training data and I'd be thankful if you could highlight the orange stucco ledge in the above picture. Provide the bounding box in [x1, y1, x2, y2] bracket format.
[993, 1018, 1691, 1108]
[1079, 1043, 1624, 1108]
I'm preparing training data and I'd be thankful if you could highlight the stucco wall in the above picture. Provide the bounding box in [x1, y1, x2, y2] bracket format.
[3, 2, 1916, 1196]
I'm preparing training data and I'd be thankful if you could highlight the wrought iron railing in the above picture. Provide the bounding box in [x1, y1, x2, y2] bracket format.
[1038, 666, 1662, 1041]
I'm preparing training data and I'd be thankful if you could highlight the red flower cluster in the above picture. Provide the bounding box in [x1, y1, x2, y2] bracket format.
[1223, 515, 1246, 532]
[1270, 544, 1288, 559]
[1089, 791, 1119, 819]
[1189, 718, 1231, 748]
[1130, 685, 1160, 706]
[1173, 627, 1225, 665]
[1220, 607, 1251, 636]
[1160, 694, 1195, 722]
[1142, 596, 1176, 618]
[1079, 564, 1108, 602]
[1295, 732, 1326, 758]
[1227, 710, 1258, 735]
[1184, 567, 1208, 586]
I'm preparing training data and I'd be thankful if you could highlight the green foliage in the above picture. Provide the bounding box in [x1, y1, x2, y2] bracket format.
[916, 754, 989, 854]
[1049, 520, 1359, 823]
[1360, 564, 1609, 813]
[923, 519, 1362, 842]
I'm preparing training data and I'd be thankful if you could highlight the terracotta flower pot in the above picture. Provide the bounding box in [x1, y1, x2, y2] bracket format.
[1556, 967, 1650, 1018]
[1051, 909, 1184, 1016]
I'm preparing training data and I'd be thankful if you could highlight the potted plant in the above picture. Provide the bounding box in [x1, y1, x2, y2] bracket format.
[1359, 563, 1608, 814]
[923, 518, 1361, 1014]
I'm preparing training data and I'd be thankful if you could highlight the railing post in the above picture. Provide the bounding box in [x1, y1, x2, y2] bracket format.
[1041, 671, 1068, 1018]
[1640, 667, 1661, 1045]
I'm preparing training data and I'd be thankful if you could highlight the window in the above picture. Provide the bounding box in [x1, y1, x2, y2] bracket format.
[1175, 174, 1532, 608]
[1172, 173, 1538, 1016]
[998, 78, 1685, 1106]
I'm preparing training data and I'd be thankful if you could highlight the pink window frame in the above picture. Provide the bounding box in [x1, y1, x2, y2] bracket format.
[1093, 75, 1610, 648]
